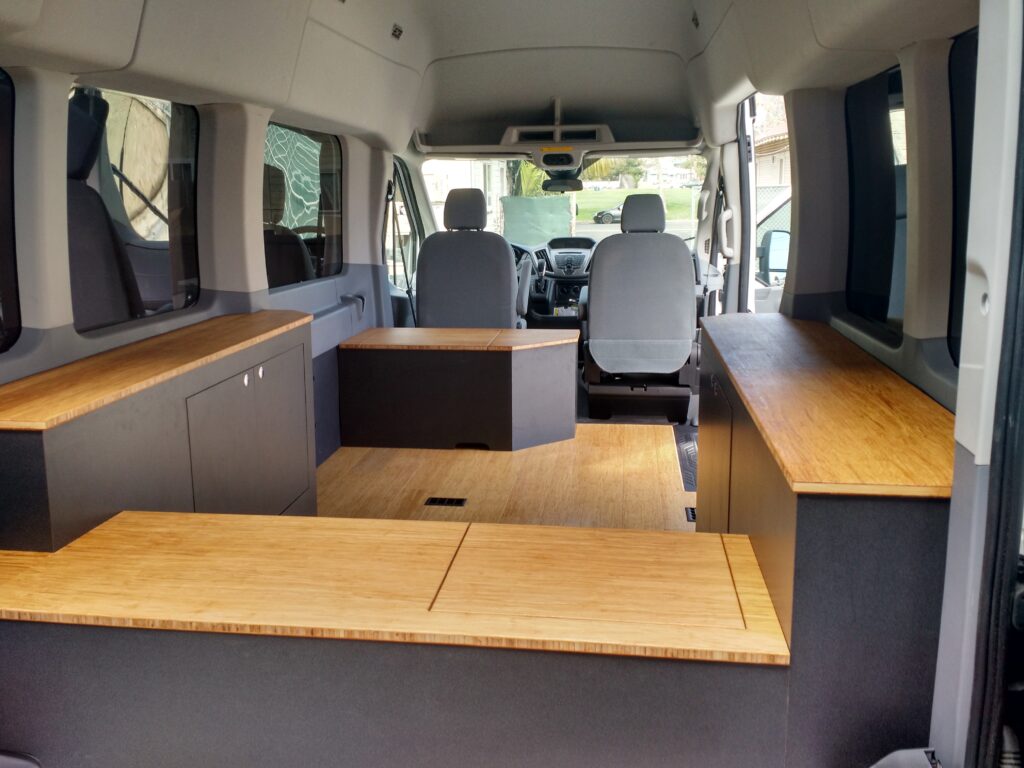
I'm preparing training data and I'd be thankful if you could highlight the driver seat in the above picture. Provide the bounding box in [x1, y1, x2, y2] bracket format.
[416, 188, 522, 328]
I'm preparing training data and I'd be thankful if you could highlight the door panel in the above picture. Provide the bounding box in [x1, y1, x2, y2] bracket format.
[253, 345, 309, 515]
[187, 368, 258, 513]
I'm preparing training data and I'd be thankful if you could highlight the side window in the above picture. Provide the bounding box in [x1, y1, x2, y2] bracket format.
[845, 67, 907, 342]
[384, 159, 423, 290]
[949, 29, 979, 366]
[0, 69, 18, 353]
[751, 93, 791, 313]
[263, 123, 343, 289]
[67, 87, 200, 332]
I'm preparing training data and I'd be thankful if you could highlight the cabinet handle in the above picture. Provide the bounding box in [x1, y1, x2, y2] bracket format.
[258, 365, 264, 380]
[243, 373, 249, 387]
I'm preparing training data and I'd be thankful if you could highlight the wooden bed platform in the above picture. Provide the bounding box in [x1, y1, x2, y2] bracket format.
[318, 422, 695, 530]
[0, 511, 787, 664]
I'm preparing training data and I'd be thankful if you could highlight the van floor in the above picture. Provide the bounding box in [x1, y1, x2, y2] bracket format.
[317, 423, 696, 531]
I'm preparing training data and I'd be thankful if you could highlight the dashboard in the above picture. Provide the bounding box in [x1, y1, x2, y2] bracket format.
[512, 237, 720, 294]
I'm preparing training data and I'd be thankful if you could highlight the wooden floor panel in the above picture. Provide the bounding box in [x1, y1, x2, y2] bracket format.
[0, 512, 788, 664]
[317, 423, 695, 530]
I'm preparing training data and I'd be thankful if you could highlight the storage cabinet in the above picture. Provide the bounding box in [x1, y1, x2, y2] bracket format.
[188, 345, 309, 515]
[0, 312, 316, 551]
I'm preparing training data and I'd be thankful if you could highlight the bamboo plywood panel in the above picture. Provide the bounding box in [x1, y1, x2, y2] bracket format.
[318, 423, 694, 530]
[701, 313, 954, 498]
[0, 311, 311, 431]
[0, 551, 48, 587]
[432, 524, 743, 629]
[489, 329, 579, 350]
[340, 327, 500, 351]
[339, 327, 578, 352]
[0, 512, 788, 664]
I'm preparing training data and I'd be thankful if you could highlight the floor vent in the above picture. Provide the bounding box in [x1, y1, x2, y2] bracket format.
[425, 497, 468, 507]
[685, 508, 697, 523]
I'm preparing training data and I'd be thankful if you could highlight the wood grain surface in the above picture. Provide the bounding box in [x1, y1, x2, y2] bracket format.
[701, 313, 954, 497]
[318, 423, 694, 530]
[0, 512, 788, 664]
[340, 327, 578, 352]
[0, 311, 311, 431]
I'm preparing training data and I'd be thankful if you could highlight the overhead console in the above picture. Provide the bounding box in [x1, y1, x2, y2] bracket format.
[414, 98, 702, 176]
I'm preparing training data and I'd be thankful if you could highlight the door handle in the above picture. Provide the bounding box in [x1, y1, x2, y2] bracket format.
[243, 373, 249, 387]
[258, 365, 264, 380]
[719, 208, 735, 260]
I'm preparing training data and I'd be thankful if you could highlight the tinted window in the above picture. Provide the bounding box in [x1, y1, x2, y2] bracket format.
[845, 67, 907, 342]
[67, 87, 199, 332]
[0, 70, 17, 353]
[949, 29, 979, 366]
[263, 123, 342, 288]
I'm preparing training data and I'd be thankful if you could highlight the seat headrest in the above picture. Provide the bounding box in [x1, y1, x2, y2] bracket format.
[621, 194, 666, 234]
[263, 164, 286, 225]
[444, 188, 487, 231]
[67, 92, 110, 181]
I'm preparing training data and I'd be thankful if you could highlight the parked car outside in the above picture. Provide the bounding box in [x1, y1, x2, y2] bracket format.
[592, 203, 623, 224]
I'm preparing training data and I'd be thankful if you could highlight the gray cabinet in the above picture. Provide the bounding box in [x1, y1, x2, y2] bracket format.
[188, 345, 308, 515]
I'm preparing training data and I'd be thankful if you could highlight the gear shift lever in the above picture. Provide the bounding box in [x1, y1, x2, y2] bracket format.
[535, 259, 547, 290]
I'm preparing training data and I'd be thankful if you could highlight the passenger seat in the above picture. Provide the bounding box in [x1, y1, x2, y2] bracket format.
[263, 164, 316, 288]
[66, 91, 145, 332]
[584, 194, 697, 421]
[415, 188, 521, 328]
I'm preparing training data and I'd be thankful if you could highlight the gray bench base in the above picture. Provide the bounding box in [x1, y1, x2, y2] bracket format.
[340, 344, 576, 451]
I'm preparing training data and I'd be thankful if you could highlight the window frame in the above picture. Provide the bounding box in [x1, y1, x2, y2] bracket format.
[383, 157, 425, 290]
[843, 65, 907, 347]
[67, 86, 201, 334]
[0, 68, 18, 353]
[262, 121, 344, 289]
[948, 28, 979, 366]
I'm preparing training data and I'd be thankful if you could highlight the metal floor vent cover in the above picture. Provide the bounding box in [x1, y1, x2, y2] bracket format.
[424, 497, 467, 507]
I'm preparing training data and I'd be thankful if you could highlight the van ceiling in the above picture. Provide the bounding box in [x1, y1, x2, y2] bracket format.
[0, 0, 978, 150]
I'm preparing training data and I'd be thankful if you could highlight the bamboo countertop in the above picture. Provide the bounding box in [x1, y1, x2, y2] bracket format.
[0, 311, 311, 431]
[701, 313, 954, 498]
[340, 327, 580, 352]
[0, 512, 789, 665]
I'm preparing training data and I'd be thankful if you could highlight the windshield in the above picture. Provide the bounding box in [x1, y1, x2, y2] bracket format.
[422, 155, 706, 246]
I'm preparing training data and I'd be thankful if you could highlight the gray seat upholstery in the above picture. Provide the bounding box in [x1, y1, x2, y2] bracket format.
[415, 188, 518, 328]
[67, 91, 145, 332]
[263, 164, 316, 288]
[587, 194, 696, 374]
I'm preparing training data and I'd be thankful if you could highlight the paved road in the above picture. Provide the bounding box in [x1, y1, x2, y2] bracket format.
[575, 221, 696, 242]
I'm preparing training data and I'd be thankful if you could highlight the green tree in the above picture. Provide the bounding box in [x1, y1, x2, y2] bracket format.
[505, 160, 548, 197]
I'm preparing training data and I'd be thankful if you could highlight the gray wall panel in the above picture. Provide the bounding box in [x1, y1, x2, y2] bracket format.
[0, 622, 789, 768]
[786, 495, 949, 768]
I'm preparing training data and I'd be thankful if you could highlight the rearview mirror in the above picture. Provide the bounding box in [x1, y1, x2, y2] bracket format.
[542, 178, 583, 193]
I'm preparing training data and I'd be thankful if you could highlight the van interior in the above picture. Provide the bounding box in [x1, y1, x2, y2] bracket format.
[0, 1, 1022, 766]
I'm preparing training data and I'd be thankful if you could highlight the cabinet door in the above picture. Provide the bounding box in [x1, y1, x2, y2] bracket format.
[696, 373, 733, 533]
[187, 368, 259, 513]
[253, 345, 309, 514]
